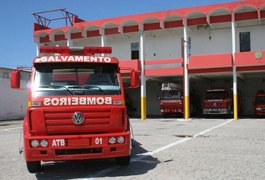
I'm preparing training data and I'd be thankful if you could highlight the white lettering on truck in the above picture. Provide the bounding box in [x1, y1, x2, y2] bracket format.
[43, 97, 112, 106]
[35, 56, 112, 63]
[52, 139, 65, 147]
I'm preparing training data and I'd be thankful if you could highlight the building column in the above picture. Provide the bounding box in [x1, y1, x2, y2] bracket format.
[36, 39, 40, 57]
[100, 29, 106, 56]
[66, 32, 73, 47]
[232, 13, 238, 120]
[183, 18, 190, 120]
[140, 26, 146, 120]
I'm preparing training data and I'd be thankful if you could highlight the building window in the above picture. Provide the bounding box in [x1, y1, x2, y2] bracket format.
[239, 32, 250, 52]
[131, 42, 139, 59]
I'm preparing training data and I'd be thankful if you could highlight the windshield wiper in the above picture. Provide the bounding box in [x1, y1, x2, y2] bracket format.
[81, 84, 107, 95]
[38, 84, 107, 95]
[38, 85, 74, 95]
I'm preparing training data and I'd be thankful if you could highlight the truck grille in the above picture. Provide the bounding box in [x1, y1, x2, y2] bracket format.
[43, 107, 121, 135]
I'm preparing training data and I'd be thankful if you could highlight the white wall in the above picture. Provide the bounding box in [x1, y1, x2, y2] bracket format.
[73, 37, 101, 47]
[145, 29, 182, 60]
[107, 33, 139, 60]
[0, 76, 28, 120]
[191, 27, 232, 55]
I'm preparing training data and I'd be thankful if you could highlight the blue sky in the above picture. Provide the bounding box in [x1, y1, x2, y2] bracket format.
[0, 0, 236, 68]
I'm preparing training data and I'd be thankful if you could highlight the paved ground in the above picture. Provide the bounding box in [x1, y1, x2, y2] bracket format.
[0, 118, 265, 180]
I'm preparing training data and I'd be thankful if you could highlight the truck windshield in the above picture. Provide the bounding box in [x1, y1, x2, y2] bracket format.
[32, 63, 120, 96]
[256, 96, 265, 105]
[161, 90, 182, 99]
[205, 91, 227, 100]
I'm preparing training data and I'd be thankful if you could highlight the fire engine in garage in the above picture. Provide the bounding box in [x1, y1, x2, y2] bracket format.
[158, 82, 200, 117]
[255, 90, 265, 117]
[10, 46, 139, 173]
[158, 83, 183, 117]
[203, 88, 234, 117]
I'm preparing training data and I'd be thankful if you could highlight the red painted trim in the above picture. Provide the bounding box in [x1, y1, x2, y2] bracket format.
[164, 20, 183, 28]
[87, 30, 100, 37]
[73, 16, 85, 23]
[145, 67, 183, 76]
[235, 11, 258, 21]
[189, 53, 232, 69]
[105, 27, 119, 35]
[144, 22, 161, 31]
[34, 23, 50, 31]
[119, 59, 141, 72]
[235, 51, 265, 66]
[54, 34, 66, 41]
[71, 32, 83, 39]
[39, 35, 50, 43]
[189, 67, 232, 74]
[144, 59, 183, 65]
[210, 14, 231, 23]
[187, 17, 207, 26]
[237, 65, 265, 72]
[123, 25, 139, 33]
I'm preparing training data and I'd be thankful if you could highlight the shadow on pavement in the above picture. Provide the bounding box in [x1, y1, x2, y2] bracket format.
[35, 139, 159, 179]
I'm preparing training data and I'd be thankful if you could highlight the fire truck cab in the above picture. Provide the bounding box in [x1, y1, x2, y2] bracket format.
[10, 46, 139, 173]
[255, 90, 265, 117]
[158, 82, 183, 117]
[203, 88, 233, 117]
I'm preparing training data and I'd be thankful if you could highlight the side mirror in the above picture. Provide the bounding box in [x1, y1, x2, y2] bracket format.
[10, 70, 20, 89]
[130, 69, 140, 88]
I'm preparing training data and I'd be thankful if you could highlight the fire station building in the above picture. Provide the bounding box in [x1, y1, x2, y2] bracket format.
[33, 0, 265, 119]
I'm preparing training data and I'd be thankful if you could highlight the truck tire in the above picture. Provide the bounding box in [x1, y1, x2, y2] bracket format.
[116, 155, 130, 166]
[26, 161, 41, 173]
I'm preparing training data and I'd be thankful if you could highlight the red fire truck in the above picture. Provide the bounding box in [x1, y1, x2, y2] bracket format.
[255, 90, 265, 117]
[203, 88, 233, 117]
[158, 83, 183, 117]
[10, 46, 139, 173]
[158, 82, 201, 117]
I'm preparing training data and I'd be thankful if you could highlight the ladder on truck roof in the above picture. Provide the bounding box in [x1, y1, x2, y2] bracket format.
[33, 8, 78, 28]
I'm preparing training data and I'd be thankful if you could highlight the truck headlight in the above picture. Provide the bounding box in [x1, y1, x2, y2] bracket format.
[117, 136, 125, 144]
[108, 137, 116, 144]
[31, 140, 39, 147]
[40, 140, 48, 147]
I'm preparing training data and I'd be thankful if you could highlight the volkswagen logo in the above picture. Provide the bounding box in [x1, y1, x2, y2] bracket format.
[72, 112, 85, 125]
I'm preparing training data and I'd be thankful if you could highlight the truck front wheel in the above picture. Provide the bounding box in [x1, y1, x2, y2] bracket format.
[116, 155, 130, 166]
[26, 161, 41, 173]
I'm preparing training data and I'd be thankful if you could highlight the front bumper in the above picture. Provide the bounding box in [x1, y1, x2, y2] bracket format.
[256, 109, 265, 116]
[24, 131, 131, 162]
[203, 108, 229, 115]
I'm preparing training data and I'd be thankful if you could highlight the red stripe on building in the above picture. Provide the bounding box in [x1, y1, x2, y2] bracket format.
[86, 30, 100, 37]
[164, 20, 183, 28]
[123, 25, 139, 33]
[144, 22, 161, 31]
